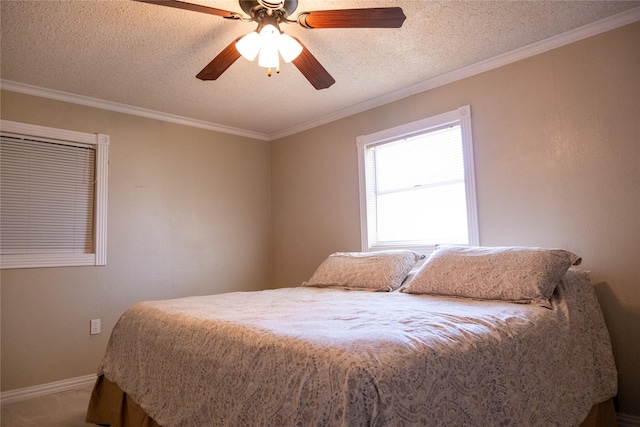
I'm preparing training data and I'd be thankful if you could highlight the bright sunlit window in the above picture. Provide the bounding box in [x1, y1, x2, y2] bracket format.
[357, 106, 479, 254]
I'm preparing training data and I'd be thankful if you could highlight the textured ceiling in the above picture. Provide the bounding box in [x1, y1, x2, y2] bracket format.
[1, 1, 639, 139]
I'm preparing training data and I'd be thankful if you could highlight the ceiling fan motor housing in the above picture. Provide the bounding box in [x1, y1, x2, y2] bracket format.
[241, 0, 298, 19]
[259, 0, 285, 9]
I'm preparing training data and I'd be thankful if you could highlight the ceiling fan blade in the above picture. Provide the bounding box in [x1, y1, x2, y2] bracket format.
[297, 7, 406, 29]
[133, 0, 242, 19]
[291, 38, 335, 90]
[196, 38, 242, 81]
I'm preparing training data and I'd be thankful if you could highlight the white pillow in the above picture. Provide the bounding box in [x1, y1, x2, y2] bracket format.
[401, 245, 581, 307]
[302, 250, 422, 292]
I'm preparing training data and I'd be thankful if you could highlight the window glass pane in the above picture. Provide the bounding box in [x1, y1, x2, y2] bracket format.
[0, 136, 95, 255]
[374, 126, 463, 193]
[371, 125, 468, 245]
[376, 182, 469, 245]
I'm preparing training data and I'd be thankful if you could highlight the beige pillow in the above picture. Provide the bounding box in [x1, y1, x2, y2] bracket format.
[302, 250, 422, 292]
[401, 245, 581, 307]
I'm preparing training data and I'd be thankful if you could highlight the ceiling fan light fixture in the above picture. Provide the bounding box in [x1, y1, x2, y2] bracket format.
[257, 24, 280, 70]
[236, 32, 261, 61]
[258, 24, 279, 48]
[278, 33, 302, 63]
[258, 44, 280, 69]
[237, 23, 301, 74]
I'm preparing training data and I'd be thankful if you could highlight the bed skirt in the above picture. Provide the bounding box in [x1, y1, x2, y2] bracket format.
[86, 375, 160, 427]
[86, 375, 617, 427]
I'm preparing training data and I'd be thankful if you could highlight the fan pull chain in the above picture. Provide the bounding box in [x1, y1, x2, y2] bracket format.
[267, 66, 281, 77]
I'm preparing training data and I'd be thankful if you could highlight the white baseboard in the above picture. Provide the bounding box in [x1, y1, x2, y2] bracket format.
[619, 413, 640, 427]
[0, 374, 97, 406]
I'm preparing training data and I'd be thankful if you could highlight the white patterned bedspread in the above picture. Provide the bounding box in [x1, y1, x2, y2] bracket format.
[99, 269, 616, 427]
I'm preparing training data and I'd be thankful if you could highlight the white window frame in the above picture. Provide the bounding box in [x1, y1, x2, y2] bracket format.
[0, 120, 109, 269]
[357, 105, 479, 254]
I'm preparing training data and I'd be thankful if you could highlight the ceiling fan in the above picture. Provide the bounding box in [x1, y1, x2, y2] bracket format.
[135, 0, 406, 89]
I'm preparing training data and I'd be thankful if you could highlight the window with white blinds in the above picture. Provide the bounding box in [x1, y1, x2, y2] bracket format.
[0, 120, 109, 269]
[357, 106, 479, 254]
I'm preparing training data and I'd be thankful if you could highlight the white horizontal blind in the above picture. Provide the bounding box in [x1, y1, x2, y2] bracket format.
[0, 135, 96, 255]
[370, 125, 468, 246]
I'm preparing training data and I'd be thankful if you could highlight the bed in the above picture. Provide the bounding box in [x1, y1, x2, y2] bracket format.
[86, 246, 618, 427]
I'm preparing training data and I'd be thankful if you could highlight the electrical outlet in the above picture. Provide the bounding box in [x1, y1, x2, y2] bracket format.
[90, 319, 101, 335]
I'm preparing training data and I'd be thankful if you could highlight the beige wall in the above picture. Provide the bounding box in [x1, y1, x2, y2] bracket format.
[271, 23, 640, 416]
[0, 91, 272, 390]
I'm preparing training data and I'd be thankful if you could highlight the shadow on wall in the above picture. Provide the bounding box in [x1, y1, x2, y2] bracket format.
[592, 281, 640, 415]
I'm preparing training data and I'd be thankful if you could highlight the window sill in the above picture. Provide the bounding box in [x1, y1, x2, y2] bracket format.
[0, 253, 102, 269]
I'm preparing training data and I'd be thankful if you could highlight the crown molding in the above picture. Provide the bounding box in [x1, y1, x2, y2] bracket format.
[0, 80, 271, 141]
[2, 6, 638, 142]
[270, 6, 640, 140]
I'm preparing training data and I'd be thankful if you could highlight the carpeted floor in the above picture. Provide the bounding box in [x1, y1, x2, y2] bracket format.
[1, 382, 94, 427]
